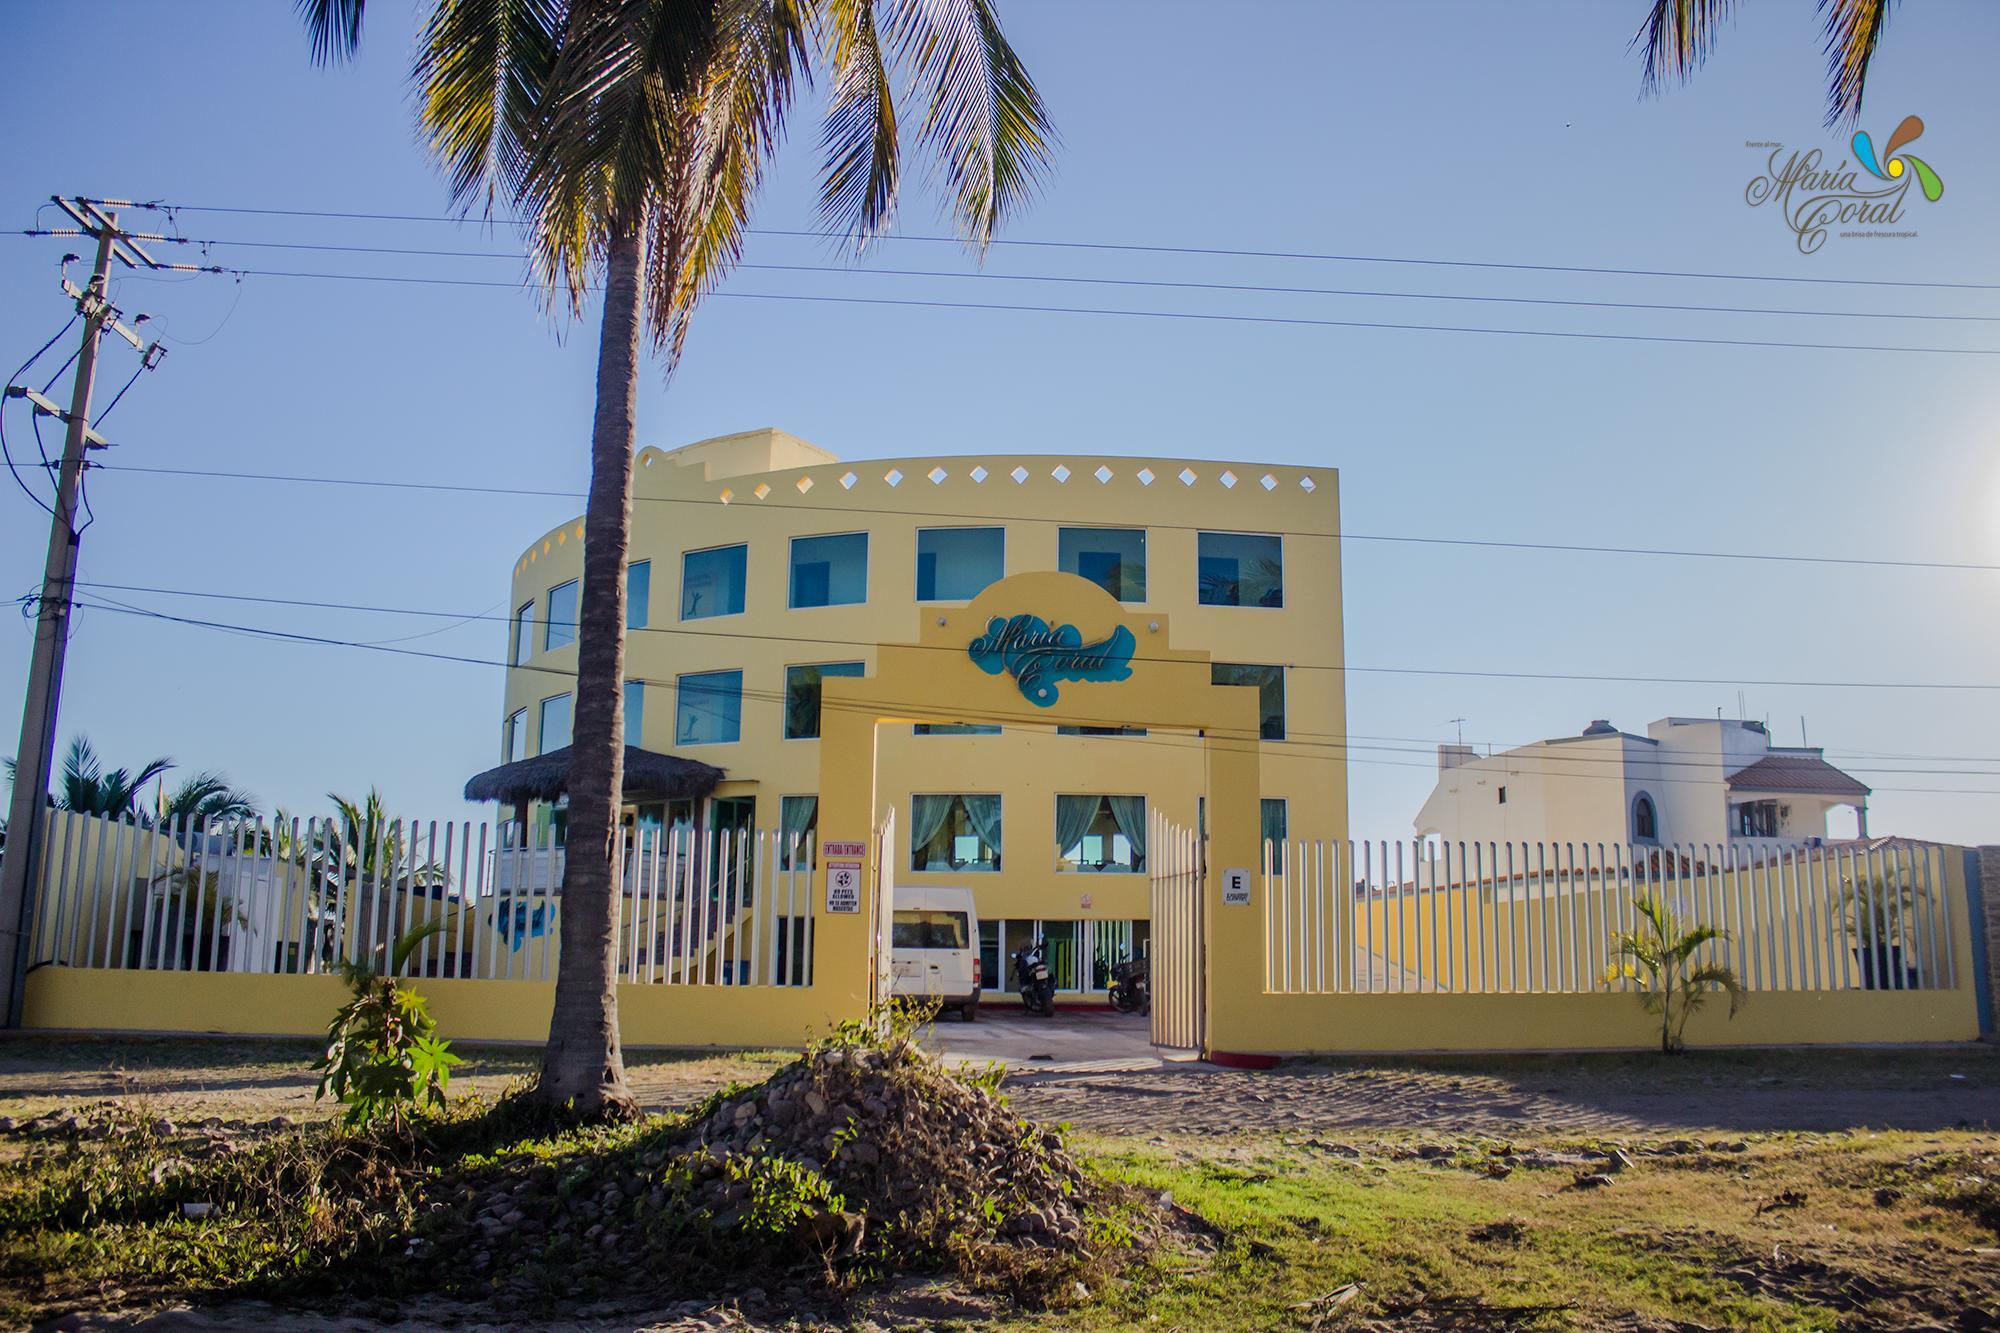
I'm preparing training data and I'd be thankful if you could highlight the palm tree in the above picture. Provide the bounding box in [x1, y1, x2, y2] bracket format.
[49, 738, 172, 819]
[300, 0, 1054, 1117]
[161, 771, 261, 825]
[1637, 0, 1895, 126]
[1603, 894, 1745, 1053]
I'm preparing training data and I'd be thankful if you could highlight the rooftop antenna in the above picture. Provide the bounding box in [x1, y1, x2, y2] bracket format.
[1440, 716, 1467, 746]
[1800, 714, 1809, 747]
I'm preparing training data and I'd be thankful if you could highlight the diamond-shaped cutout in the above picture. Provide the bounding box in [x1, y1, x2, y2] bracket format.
[927, 466, 948, 484]
[642, 454, 654, 467]
[795, 475, 814, 494]
[1137, 467, 1156, 486]
[840, 471, 859, 490]
[1051, 464, 1071, 483]
[1219, 470, 1238, 489]
[1010, 466, 1029, 483]
[753, 482, 771, 500]
[1298, 475, 1317, 493]
[1259, 473, 1278, 491]
[884, 468, 904, 487]
[1178, 467, 1198, 486]
[969, 465, 988, 483]
[718, 488, 733, 504]
[556, 529, 566, 545]
[1093, 465, 1113, 484]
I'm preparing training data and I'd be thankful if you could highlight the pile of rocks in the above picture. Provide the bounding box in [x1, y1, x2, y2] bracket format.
[0, 1102, 297, 1156]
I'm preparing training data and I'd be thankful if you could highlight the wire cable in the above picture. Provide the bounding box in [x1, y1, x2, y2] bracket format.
[2, 314, 78, 516]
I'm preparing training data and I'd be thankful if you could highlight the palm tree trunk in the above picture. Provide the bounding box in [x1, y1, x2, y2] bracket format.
[538, 220, 643, 1117]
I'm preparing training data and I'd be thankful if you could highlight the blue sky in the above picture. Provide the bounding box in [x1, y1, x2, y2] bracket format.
[1, 1, 1996, 840]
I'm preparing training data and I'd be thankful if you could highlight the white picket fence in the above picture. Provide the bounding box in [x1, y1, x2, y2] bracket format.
[1263, 839, 1956, 996]
[22, 811, 819, 987]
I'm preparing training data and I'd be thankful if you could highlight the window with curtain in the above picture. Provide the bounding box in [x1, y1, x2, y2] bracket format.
[1055, 794, 1145, 872]
[909, 794, 1001, 871]
[1198, 531, 1283, 607]
[1058, 527, 1146, 602]
[681, 544, 747, 619]
[544, 580, 578, 651]
[623, 680, 644, 746]
[504, 708, 527, 763]
[676, 670, 743, 745]
[789, 532, 868, 608]
[1260, 798, 1287, 858]
[784, 662, 864, 739]
[779, 795, 818, 868]
[914, 723, 1002, 736]
[512, 601, 534, 665]
[537, 692, 572, 754]
[916, 526, 1004, 601]
[1211, 662, 1285, 740]
[626, 561, 651, 629]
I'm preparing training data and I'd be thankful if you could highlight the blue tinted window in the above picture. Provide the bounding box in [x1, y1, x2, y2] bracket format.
[1058, 527, 1146, 602]
[627, 561, 651, 629]
[681, 545, 746, 619]
[624, 680, 644, 746]
[784, 662, 864, 739]
[505, 709, 527, 763]
[513, 602, 534, 664]
[1197, 532, 1283, 607]
[789, 533, 868, 608]
[537, 692, 573, 753]
[676, 670, 743, 745]
[544, 580, 578, 651]
[1211, 662, 1285, 740]
[916, 527, 1003, 601]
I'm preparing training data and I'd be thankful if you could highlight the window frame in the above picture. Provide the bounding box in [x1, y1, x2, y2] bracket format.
[536, 691, 573, 755]
[626, 560, 651, 630]
[1210, 662, 1286, 741]
[680, 542, 748, 621]
[504, 708, 528, 764]
[623, 680, 644, 747]
[1631, 791, 1659, 843]
[674, 669, 745, 747]
[908, 793, 1002, 873]
[512, 600, 535, 665]
[783, 661, 865, 740]
[1054, 793, 1146, 874]
[1057, 525, 1148, 603]
[788, 531, 870, 610]
[543, 579, 579, 652]
[1196, 530, 1285, 608]
[915, 525, 1005, 602]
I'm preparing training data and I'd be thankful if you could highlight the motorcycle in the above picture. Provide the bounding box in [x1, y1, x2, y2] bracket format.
[1011, 939, 1057, 1017]
[1108, 953, 1149, 1015]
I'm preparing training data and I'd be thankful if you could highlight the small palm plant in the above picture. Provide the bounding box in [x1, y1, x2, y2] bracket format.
[1603, 895, 1745, 1054]
[313, 922, 462, 1128]
[1840, 869, 1926, 989]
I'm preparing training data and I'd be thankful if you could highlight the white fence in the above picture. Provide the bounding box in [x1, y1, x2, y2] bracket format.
[1264, 839, 1956, 997]
[21, 811, 819, 987]
[1149, 813, 1204, 1050]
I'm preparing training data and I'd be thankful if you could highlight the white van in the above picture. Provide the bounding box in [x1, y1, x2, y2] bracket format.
[889, 886, 981, 1021]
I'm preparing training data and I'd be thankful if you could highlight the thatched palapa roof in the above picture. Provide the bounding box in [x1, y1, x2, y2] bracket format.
[463, 745, 725, 807]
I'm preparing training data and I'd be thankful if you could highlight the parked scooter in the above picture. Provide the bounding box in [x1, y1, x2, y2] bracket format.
[1011, 938, 1057, 1016]
[1108, 953, 1149, 1014]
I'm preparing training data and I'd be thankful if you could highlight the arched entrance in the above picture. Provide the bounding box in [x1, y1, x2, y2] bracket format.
[811, 572, 1262, 1056]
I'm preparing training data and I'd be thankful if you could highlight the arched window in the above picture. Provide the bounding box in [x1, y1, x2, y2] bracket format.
[1631, 793, 1658, 842]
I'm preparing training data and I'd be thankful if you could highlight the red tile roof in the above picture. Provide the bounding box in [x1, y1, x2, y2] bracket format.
[1726, 754, 1870, 799]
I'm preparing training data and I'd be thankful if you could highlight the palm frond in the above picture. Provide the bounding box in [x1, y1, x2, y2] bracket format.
[1685, 962, 1746, 1017]
[877, 0, 1054, 250]
[817, 0, 900, 242]
[1820, 0, 1893, 126]
[298, 0, 369, 65]
[415, 0, 566, 217]
[1634, 0, 1735, 95]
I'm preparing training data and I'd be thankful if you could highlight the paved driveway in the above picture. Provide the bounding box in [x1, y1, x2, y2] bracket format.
[922, 1006, 1190, 1073]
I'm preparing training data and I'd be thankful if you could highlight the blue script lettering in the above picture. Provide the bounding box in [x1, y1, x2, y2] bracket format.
[967, 613, 1136, 706]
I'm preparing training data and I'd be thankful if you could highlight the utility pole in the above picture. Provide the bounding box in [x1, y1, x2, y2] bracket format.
[0, 198, 169, 1027]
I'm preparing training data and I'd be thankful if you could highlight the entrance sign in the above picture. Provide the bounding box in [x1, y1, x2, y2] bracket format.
[967, 613, 1136, 706]
[822, 840, 867, 858]
[826, 861, 862, 913]
[1222, 867, 1252, 906]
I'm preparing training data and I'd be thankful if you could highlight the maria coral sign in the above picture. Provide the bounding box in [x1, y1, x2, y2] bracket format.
[968, 613, 1136, 707]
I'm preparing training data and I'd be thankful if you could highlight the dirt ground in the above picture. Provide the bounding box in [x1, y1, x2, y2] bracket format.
[5, 1029, 1995, 1138]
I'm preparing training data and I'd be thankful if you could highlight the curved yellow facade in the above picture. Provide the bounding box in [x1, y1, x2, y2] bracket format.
[499, 428, 1347, 987]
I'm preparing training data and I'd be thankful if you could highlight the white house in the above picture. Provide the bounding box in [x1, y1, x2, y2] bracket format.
[1414, 717, 1870, 850]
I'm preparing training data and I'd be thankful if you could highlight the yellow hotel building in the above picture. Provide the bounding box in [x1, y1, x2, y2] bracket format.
[498, 428, 1347, 996]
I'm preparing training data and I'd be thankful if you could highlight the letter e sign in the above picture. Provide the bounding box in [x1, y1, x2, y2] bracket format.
[1222, 867, 1252, 906]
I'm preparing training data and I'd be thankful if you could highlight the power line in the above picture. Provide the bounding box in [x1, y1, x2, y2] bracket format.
[111, 267, 2000, 358]
[129, 201, 2000, 293]
[84, 461, 2000, 574]
[28, 232, 2000, 328]
[63, 595, 2000, 796]
[66, 579, 2000, 695]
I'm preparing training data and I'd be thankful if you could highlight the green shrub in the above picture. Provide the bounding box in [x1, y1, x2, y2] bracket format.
[313, 923, 462, 1126]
